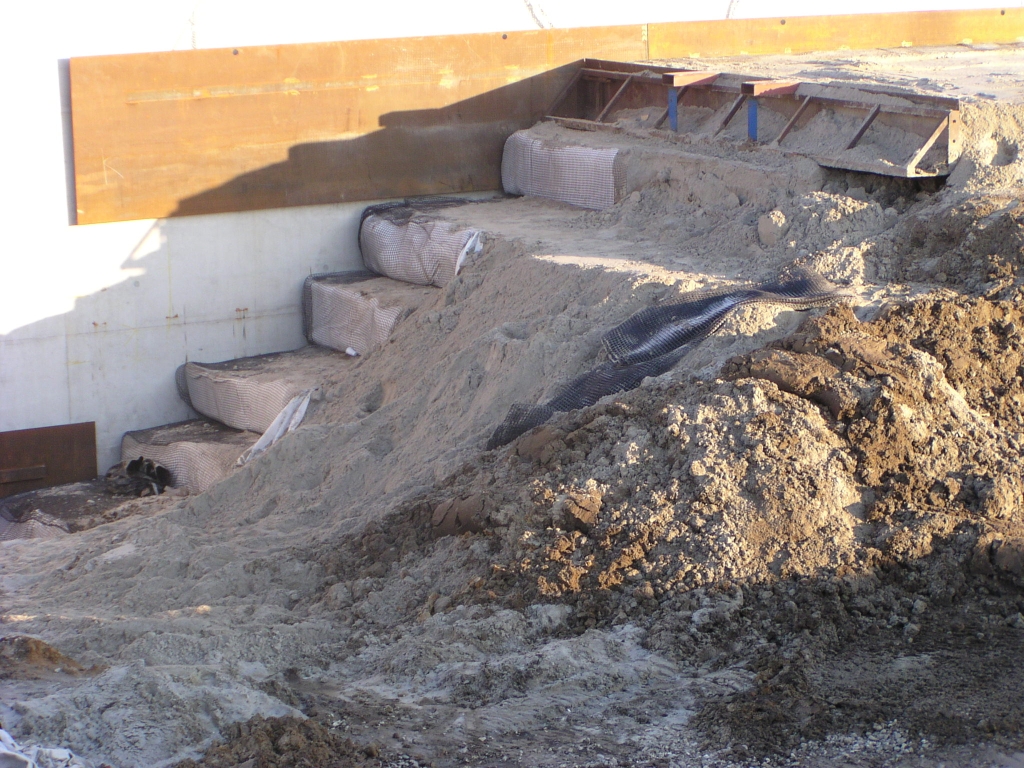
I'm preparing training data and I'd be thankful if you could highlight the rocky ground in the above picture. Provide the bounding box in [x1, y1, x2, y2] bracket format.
[3, 45, 1024, 768]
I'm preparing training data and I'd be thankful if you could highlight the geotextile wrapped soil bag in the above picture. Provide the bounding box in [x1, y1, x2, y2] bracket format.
[302, 271, 438, 355]
[501, 129, 624, 210]
[359, 203, 482, 288]
[121, 420, 258, 494]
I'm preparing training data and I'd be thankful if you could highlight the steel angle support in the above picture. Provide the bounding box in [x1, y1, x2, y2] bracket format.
[713, 94, 747, 135]
[904, 115, 953, 175]
[554, 65, 676, 124]
[545, 61, 963, 178]
[739, 81, 799, 142]
[845, 104, 882, 150]
[656, 72, 720, 131]
[774, 94, 814, 144]
[597, 74, 636, 122]
[947, 109, 962, 164]
[546, 69, 584, 116]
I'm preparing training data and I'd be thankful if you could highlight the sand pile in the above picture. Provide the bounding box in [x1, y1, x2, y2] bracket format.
[312, 285, 1024, 765]
[426, 294, 1024, 608]
[2, 94, 1024, 768]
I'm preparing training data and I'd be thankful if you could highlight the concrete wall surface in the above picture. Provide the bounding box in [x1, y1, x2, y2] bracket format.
[0, 0, 1015, 472]
[1, 205, 367, 470]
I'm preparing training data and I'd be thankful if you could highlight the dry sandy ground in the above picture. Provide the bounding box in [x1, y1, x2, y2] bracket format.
[3, 44, 1024, 768]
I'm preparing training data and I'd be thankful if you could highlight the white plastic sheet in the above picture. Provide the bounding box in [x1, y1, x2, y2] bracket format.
[0, 728, 90, 768]
[237, 390, 315, 465]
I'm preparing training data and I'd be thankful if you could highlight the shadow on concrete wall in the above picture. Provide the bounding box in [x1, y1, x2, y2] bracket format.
[5, 59, 630, 472]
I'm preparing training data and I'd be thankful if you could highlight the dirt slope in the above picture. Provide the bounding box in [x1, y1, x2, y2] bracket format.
[3, 81, 1024, 768]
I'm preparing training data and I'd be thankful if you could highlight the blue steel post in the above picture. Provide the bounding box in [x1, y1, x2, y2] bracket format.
[747, 98, 758, 141]
[668, 87, 679, 132]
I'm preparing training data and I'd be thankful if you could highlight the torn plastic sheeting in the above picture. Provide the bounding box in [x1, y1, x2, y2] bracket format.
[237, 390, 315, 466]
[0, 727, 92, 768]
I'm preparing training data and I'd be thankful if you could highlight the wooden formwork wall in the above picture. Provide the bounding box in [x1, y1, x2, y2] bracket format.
[70, 9, 1024, 225]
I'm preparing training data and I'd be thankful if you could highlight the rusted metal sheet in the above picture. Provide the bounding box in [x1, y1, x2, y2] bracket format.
[70, 27, 646, 224]
[69, 9, 1022, 224]
[0, 423, 97, 499]
[647, 8, 1024, 59]
[741, 81, 800, 98]
[549, 60, 681, 127]
[0, 466, 47, 484]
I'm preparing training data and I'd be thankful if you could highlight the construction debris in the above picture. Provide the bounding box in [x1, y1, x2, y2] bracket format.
[4, 46, 1024, 768]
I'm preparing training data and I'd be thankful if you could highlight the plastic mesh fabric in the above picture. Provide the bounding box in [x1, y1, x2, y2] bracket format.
[175, 364, 193, 410]
[311, 281, 402, 353]
[360, 210, 481, 288]
[179, 362, 308, 434]
[303, 275, 404, 354]
[501, 130, 624, 210]
[122, 420, 258, 495]
[488, 270, 844, 450]
[301, 270, 377, 342]
[486, 346, 691, 450]
[0, 507, 68, 541]
[602, 271, 842, 366]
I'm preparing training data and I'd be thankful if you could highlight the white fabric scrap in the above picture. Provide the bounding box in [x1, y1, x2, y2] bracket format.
[0, 727, 91, 768]
[456, 230, 483, 276]
[237, 390, 314, 465]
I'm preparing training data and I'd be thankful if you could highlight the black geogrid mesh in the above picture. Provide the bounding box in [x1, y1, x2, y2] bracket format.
[486, 345, 693, 450]
[487, 271, 844, 450]
[360, 197, 475, 227]
[602, 271, 841, 366]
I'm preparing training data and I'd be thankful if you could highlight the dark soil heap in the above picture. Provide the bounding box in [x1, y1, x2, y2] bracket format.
[175, 716, 375, 768]
[332, 288, 1024, 760]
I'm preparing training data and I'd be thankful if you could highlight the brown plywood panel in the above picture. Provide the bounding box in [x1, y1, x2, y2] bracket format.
[71, 11, 1021, 224]
[0, 423, 98, 498]
[648, 8, 1024, 59]
[70, 27, 646, 224]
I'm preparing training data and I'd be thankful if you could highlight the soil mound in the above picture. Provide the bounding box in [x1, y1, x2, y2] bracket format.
[174, 716, 373, 768]
[328, 290, 1024, 758]
[0, 636, 97, 680]
[6, 97, 1024, 768]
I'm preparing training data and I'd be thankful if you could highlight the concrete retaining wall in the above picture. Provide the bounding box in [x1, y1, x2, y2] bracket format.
[0, 0, 1008, 473]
